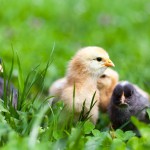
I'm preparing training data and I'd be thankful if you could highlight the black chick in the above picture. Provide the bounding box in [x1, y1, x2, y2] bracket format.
[108, 81, 150, 132]
[0, 77, 18, 108]
[0, 59, 18, 108]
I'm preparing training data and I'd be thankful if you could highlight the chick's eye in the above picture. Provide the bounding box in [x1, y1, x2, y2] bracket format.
[100, 74, 106, 78]
[96, 57, 102, 62]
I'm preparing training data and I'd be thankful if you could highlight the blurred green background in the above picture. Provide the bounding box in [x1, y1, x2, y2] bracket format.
[0, 0, 150, 93]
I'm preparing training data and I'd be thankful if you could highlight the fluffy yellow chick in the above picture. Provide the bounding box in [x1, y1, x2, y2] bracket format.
[97, 68, 119, 112]
[60, 46, 114, 124]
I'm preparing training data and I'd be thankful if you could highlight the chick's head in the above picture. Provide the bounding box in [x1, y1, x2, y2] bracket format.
[70, 46, 114, 77]
[97, 68, 119, 90]
[112, 82, 135, 108]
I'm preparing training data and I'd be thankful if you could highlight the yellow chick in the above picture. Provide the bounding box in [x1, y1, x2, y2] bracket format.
[60, 46, 114, 124]
[97, 68, 119, 112]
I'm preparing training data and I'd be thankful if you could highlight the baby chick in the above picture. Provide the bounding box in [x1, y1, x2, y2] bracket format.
[0, 77, 18, 108]
[60, 46, 114, 124]
[0, 59, 17, 108]
[108, 81, 150, 131]
[97, 68, 119, 112]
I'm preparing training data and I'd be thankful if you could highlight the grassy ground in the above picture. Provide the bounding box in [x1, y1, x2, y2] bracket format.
[0, 0, 150, 149]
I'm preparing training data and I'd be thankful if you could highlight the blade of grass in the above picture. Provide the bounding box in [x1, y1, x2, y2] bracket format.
[16, 53, 24, 94]
[72, 82, 76, 120]
[78, 92, 97, 123]
[7, 45, 14, 90]
[28, 104, 49, 149]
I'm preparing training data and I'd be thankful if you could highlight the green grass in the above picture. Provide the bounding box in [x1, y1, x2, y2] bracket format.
[0, 0, 150, 149]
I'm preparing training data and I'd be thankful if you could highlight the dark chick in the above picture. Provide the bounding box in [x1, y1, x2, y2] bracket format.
[108, 81, 150, 132]
[0, 77, 18, 108]
[0, 60, 17, 108]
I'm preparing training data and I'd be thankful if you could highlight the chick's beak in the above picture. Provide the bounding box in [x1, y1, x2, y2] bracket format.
[104, 58, 115, 67]
[120, 94, 126, 104]
[119, 93, 128, 108]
